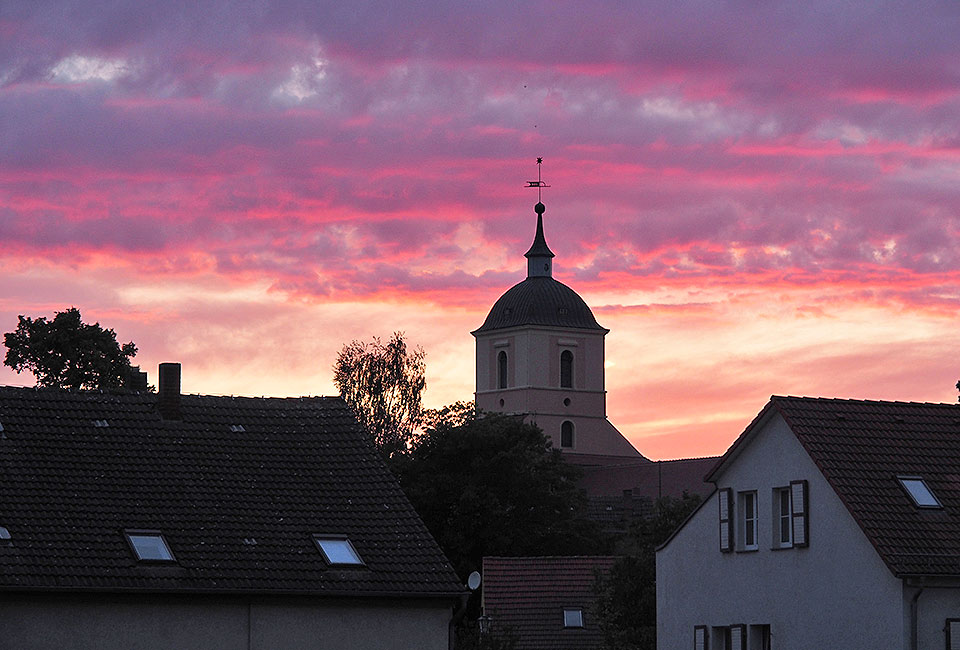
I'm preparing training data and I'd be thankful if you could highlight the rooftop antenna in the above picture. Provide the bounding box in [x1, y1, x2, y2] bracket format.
[525, 156, 550, 203]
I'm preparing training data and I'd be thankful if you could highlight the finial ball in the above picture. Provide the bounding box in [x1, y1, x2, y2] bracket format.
[534, 202, 546, 215]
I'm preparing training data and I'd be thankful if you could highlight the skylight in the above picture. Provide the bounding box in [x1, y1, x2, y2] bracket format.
[125, 531, 176, 562]
[0, 526, 10, 545]
[898, 477, 942, 508]
[563, 608, 584, 628]
[314, 536, 364, 566]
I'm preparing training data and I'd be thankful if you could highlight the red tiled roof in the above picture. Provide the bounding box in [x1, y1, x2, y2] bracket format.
[712, 396, 960, 577]
[0, 386, 464, 597]
[482, 556, 617, 650]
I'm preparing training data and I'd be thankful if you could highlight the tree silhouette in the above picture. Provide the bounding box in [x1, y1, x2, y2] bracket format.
[333, 331, 425, 456]
[4, 307, 138, 390]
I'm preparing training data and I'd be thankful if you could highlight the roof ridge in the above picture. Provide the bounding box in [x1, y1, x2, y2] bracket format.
[771, 394, 960, 408]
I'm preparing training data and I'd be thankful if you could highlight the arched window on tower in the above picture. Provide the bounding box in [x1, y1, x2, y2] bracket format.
[560, 350, 574, 388]
[561, 421, 574, 448]
[498, 350, 508, 389]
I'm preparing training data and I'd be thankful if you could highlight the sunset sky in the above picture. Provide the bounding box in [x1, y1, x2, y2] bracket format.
[3, 1, 960, 459]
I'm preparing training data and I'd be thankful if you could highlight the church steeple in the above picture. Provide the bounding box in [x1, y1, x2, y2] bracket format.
[524, 157, 554, 278]
[525, 202, 554, 277]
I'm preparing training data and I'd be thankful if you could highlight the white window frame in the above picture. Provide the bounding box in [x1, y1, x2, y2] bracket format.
[737, 491, 758, 551]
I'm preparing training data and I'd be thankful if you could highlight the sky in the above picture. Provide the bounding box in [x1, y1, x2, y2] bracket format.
[2, 1, 960, 460]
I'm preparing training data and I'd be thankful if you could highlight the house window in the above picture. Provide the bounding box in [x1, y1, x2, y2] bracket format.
[563, 608, 583, 628]
[560, 350, 573, 388]
[497, 351, 508, 389]
[773, 487, 792, 548]
[314, 535, 364, 566]
[737, 491, 758, 551]
[560, 421, 574, 448]
[125, 530, 175, 563]
[898, 476, 942, 508]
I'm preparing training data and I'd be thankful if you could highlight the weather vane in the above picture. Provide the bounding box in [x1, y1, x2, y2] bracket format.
[525, 156, 550, 203]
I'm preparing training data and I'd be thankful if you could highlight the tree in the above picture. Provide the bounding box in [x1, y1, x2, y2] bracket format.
[333, 332, 426, 456]
[387, 411, 604, 580]
[4, 307, 139, 391]
[593, 492, 703, 650]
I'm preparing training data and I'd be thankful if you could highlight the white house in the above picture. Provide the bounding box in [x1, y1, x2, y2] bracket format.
[657, 395, 960, 650]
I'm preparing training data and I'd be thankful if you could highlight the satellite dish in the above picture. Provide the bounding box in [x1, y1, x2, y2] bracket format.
[467, 571, 481, 591]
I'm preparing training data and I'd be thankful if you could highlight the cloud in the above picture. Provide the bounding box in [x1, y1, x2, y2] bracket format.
[3, 0, 960, 458]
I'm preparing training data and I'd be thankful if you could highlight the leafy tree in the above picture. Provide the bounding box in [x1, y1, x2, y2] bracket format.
[422, 400, 477, 431]
[388, 411, 604, 580]
[333, 332, 426, 456]
[4, 307, 139, 390]
[593, 492, 703, 650]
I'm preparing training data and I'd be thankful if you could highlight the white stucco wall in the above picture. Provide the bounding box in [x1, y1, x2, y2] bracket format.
[657, 412, 905, 650]
[910, 583, 960, 649]
[0, 593, 453, 650]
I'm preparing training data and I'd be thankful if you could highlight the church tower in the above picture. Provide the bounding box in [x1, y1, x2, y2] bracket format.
[472, 162, 643, 461]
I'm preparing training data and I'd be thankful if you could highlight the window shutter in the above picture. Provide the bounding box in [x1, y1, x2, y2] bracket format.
[719, 488, 733, 552]
[791, 480, 809, 547]
[730, 624, 746, 650]
[694, 625, 707, 650]
[948, 619, 960, 650]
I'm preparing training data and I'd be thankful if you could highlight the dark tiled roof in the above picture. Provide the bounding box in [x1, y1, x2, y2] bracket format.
[577, 456, 717, 500]
[713, 396, 960, 578]
[482, 556, 616, 650]
[473, 277, 607, 333]
[0, 386, 463, 596]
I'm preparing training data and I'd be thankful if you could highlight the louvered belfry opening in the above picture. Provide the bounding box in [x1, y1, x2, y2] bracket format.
[157, 362, 182, 420]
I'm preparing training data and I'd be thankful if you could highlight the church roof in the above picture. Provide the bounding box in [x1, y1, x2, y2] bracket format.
[473, 276, 607, 333]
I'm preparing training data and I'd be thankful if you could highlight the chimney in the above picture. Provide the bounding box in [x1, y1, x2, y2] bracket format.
[124, 365, 149, 391]
[158, 363, 181, 420]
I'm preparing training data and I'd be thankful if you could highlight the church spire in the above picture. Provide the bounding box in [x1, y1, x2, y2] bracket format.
[524, 157, 554, 278]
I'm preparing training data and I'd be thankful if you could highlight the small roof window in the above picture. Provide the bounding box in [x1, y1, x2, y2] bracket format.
[229, 424, 245, 432]
[898, 477, 942, 508]
[125, 531, 176, 562]
[314, 535, 364, 566]
[563, 608, 584, 628]
[0, 526, 10, 546]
